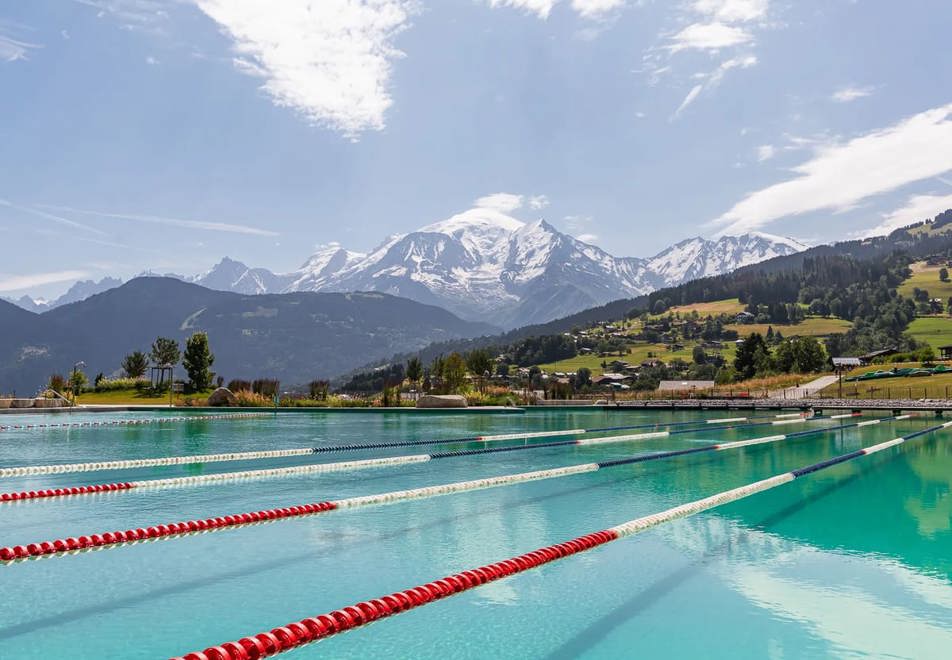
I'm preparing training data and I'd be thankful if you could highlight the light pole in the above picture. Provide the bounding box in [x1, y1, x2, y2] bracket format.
[71, 361, 85, 407]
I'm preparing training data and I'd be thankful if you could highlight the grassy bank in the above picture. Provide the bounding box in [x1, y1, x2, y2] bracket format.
[818, 362, 952, 399]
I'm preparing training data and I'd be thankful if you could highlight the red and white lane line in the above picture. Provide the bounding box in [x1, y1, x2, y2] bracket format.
[0, 417, 907, 557]
[166, 419, 952, 660]
[0, 412, 269, 432]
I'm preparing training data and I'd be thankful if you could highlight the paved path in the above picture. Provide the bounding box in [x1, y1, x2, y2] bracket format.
[769, 375, 838, 400]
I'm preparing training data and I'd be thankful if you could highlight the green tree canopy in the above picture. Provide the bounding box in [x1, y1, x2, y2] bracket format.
[443, 352, 467, 394]
[150, 337, 181, 367]
[121, 351, 149, 378]
[182, 332, 215, 392]
[405, 357, 423, 385]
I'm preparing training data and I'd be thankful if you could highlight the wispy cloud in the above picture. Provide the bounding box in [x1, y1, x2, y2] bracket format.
[576, 232, 599, 244]
[756, 144, 775, 161]
[1, 198, 107, 236]
[528, 194, 550, 210]
[38, 204, 280, 236]
[0, 270, 90, 293]
[713, 103, 952, 234]
[832, 85, 875, 103]
[671, 55, 756, 119]
[862, 193, 952, 238]
[193, 0, 419, 138]
[474, 193, 524, 214]
[0, 22, 42, 62]
[72, 0, 171, 34]
[673, 84, 703, 118]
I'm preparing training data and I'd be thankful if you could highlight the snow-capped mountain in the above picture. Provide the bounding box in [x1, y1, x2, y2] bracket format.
[175, 211, 806, 327]
[7, 212, 806, 326]
[646, 233, 810, 287]
[189, 257, 294, 295]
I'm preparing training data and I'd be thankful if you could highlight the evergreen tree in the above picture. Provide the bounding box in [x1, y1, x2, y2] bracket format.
[182, 332, 215, 392]
[405, 357, 423, 387]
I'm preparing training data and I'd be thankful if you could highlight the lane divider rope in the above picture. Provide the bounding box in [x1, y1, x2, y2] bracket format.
[0, 414, 814, 479]
[0, 415, 845, 500]
[0, 417, 906, 557]
[0, 412, 269, 432]
[166, 419, 952, 660]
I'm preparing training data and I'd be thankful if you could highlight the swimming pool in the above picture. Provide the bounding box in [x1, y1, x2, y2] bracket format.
[1, 408, 950, 658]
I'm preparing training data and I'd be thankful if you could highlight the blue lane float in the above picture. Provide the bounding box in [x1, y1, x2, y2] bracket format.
[0, 413, 814, 479]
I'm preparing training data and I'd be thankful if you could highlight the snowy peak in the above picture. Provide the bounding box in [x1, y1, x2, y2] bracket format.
[646, 234, 805, 286]
[190, 257, 292, 295]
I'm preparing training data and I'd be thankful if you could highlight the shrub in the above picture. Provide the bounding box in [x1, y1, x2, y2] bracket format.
[48, 374, 67, 393]
[227, 379, 252, 392]
[234, 390, 273, 407]
[252, 379, 280, 397]
[308, 380, 329, 400]
[95, 377, 149, 392]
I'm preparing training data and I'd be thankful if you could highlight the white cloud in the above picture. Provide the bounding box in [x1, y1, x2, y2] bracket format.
[38, 204, 280, 236]
[486, 0, 627, 20]
[713, 104, 952, 234]
[0, 270, 90, 293]
[576, 232, 599, 243]
[572, 0, 626, 19]
[528, 194, 550, 210]
[486, 0, 558, 19]
[668, 22, 753, 53]
[474, 193, 524, 213]
[862, 193, 952, 238]
[832, 85, 875, 103]
[193, 0, 419, 137]
[756, 144, 775, 161]
[145, 55, 159, 65]
[692, 0, 768, 23]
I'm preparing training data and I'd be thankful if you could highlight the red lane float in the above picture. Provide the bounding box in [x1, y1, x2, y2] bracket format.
[170, 529, 620, 660]
[0, 501, 338, 563]
[0, 482, 135, 501]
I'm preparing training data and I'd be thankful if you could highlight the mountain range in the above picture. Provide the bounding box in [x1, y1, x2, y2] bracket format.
[10, 211, 806, 328]
[0, 278, 494, 394]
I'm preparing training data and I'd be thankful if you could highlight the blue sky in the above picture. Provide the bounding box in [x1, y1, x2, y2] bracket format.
[1, 0, 951, 298]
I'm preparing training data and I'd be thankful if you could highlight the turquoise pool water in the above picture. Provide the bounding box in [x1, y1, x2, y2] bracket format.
[1, 409, 950, 658]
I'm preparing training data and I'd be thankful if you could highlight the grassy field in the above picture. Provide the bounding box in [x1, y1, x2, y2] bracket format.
[666, 298, 745, 316]
[536, 340, 737, 374]
[726, 316, 852, 338]
[818, 362, 952, 399]
[906, 316, 952, 350]
[898, 261, 952, 301]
